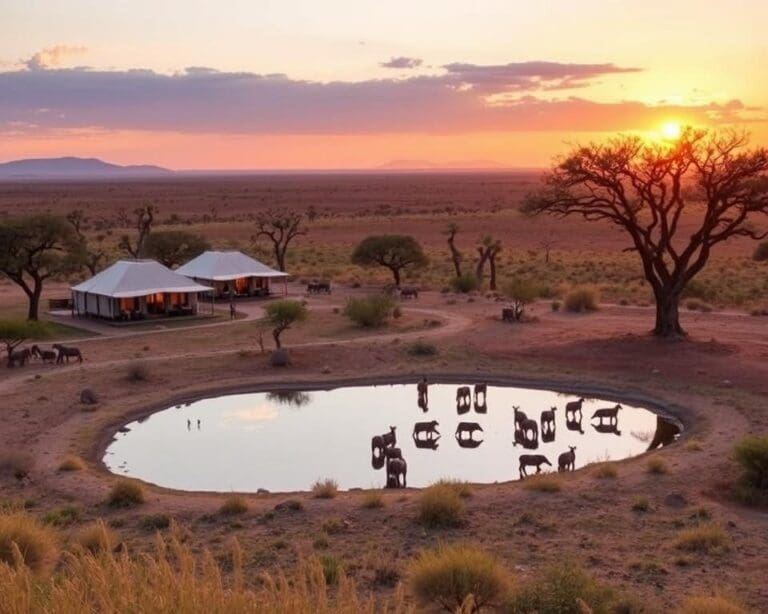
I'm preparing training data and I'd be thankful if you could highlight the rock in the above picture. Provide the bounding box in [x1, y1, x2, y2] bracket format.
[80, 388, 99, 405]
[719, 379, 734, 388]
[664, 492, 688, 508]
[321, 365, 331, 374]
[651, 368, 660, 375]
[270, 348, 291, 367]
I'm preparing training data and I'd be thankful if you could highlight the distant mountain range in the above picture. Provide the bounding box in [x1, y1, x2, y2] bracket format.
[377, 159, 512, 171]
[0, 157, 173, 180]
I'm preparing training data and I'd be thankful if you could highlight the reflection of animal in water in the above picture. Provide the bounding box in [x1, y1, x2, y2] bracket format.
[186, 419, 191, 430]
[566, 414, 585, 434]
[381, 426, 397, 448]
[197, 419, 201, 430]
[371, 454, 385, 470]
[414, 437, 440, 450]
[513, 428, 539, 449]
[592, 422, 622, 436]
[646, 416, 681, 451]
[456, 386, 472, 414]
[455, 422, 484, 448]
[384, 446, 403, 461]
[513, 406, 527, 431]
[53, 343, 83, 364]
[541, 406, 557, 440]
[473, 384, 487, 412]
[519, 454, 552, 479]
[386, 457, 407, 488]
[417, 377, 429, 411]
[31, 345, 57, 363]
[592, 404, 622, 425]
[565, 398, 585, 419]
[519, 417, 539, 445]
[372, 426, 397, 467]
[413, 420, 440, 440]
[512, 406, 539, 448]
[558, 446, 577, 472]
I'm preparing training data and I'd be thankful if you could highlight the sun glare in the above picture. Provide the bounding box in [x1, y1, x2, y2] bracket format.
[660, 121, 682, 140]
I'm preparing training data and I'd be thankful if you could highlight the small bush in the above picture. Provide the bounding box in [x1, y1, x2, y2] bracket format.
[646, 457, 669, 475]
[752, 240, 768, 262]
[632, 496, 650, 512]
[733, 436, 768, 499]
[523, 474, 562, 492]
[76, 520, 115, 554]
[219, 495, 249, 515]
[417, 483, 465, 528]
[564, 286, 599, 313]
[126, 362, 149, 382]
[321, 517, 345, 535]
[406, 341, 438, 357]
[318, 553, 343, 585]
[674, 523, 731, 555]
[592, 463, 618, 479]
[551, 300, 561, 312]
[434, 478, 473, 498]
[408, 543, 508, 612]
[392, 306, 402, 319]
[450, 272, 479, 293]
[0, 512, 59, 572]
[361, 491, 384, 509]
[43, 505, 81, 528]
[106, 479, 145, 508]
[58, 455, 86, 472]
[343, 294, 394, 328]
[312, 478, 338, 499]
[506, 562, 624, 614]
[0, 451, 34, 480]
[677, 595, 746, 614]
[140, 514, 171, 531]
[685, 439, 703, 452]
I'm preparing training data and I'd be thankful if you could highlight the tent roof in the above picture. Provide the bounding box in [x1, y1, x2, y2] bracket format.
[71, 260, 212, 298]
[176, 250, 289, 281]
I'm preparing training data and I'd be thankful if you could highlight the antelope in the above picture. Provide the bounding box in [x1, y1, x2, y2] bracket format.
[558, 446, 577, 472]
[31, 345, 57, 363]
[565, 398, 585, 417]
[519, 454, 552, 479]
[52, 343, 83, 364]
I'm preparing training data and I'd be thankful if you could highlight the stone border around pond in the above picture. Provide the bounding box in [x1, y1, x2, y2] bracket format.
[93, 373, 688, 495]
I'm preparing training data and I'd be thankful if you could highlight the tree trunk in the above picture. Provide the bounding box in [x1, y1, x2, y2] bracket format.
[272, 328, 282, 349]
[653, 290, 685, 337]
[488, 255, 497, 291]
[274, 244, 285, 272]
[390, 267, 402, 287]
[27, 282, 42, 321]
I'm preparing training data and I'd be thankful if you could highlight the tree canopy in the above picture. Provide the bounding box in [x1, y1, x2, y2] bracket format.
[0, 214, 84, 320]
[143, 230, 210, 268]
[0, 319, 51, 359]
[264, 300, 308, 348]
[252, 209, 307, 272]
[523, 128, 768, 336]
[351, 234, 428, 287]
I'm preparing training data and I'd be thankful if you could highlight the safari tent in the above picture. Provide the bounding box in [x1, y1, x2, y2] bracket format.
[176, 250, 289, 299]
[70, 259, 212, 320]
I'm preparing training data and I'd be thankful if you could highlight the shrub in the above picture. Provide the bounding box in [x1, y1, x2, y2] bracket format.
[106, 479, 145, 508]
[733, 436, 768, 497]
[140, 514, 171, 531]
[318, 553, 343, 585]
[58, 455, 86, 472]
[646, 457, 668, 475]
[685, 439, 703, 452]
[408, 543, 508, 612]
[219, 495, 249, 515]
[343, 294, 394, 328]
[0, 451, 34, 480]
[312, 479, 338, 499]
[753, 240, 768, 262]
[76, 521, 115, 554]
[417, 483, 465, 528]
[564, 286, 599, 313]
[502, 277, 539, 321]
[523, 474, 562, 492]
[126, 362, 149, 382]
[392, 306, 402, 319]
[265, 300, 308, 349]
[677, 595, 746, 614]
[506, 562, 623, 614]
[674, 523, 731, 555]
[450, 272, 480, 293]
[43, 505, 81, 528]
[321, 517, 345, 535]
[592, 464, 618, 479]
[406, 341, 438, 357]
[551, 300, 561, 312]
[434, 478, 473, 498]
[0, 512, 59, 572]
[360, 491, 384, 509]
[631, 496, 650, 512]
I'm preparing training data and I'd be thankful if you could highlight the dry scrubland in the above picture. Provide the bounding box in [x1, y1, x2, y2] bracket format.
[1, 175, 768, 612]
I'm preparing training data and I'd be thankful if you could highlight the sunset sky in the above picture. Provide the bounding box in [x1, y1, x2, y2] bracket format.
[1, 1, 766, 169]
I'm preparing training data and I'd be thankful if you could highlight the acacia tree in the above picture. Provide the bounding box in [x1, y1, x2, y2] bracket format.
[475, 236, 502, 290]
[252, 209, 307, 271]
[351, 235, 428, 287]
[144, 230, 210, 268]
[523, 129, 768, 337]
[264, 300, 308, 349]
[66, 209, 107, 275]
[445, 223, 463, 277]
[118, 204, 157, 258]
[0, 214, 83, 320]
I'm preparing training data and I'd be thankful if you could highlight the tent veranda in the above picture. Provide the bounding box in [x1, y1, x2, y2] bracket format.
[175, 250, 289, 298]
[70, 259, 213, 320]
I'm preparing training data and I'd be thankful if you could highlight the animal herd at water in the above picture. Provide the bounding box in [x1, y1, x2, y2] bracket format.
[370, 380, 625, 488]
[6, 343, 84, 368]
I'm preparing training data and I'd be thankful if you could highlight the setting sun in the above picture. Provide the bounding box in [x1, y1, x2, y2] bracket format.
[660, 121, 682, 139]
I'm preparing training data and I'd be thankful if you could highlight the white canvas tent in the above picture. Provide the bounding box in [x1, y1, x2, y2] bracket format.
[176, 250, 289, 298]
[71, 259, 212, 320]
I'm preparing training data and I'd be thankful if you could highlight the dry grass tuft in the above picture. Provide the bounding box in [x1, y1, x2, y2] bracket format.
[417, 483, 465, 529]
[523, 474, 562, 492]
[312, 479, 339, 499]
[434, 478, 473, 498]
[219, 495, 249, 515]
[677, 595, 746, 614]
[360, 491, 384, 509]
[592, 463, 618, 479]
[685, 439, 704, 452]
[564, 286, 599, 313]
[106, 479, 145, 508]
[0, 512, 59, 573]
[75, 520, 115, 554]
[646, 457, 669, 475]
[58, 455, 86, 472]
[674, 523, 731, 556]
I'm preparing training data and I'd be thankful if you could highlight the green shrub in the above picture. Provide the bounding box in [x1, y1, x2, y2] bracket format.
[343, 294, 394, 328]
[0, 512, 59, 573]
[450, 272, 480, 293]
[43, 505, 81, 528]
[417, 483, 465, 528]
[733, 436, 768, 503]
[506, 562, 622, 614]
[564, 286, 599, 313]
[409, 543, 508, 612]
[106, 479, 145, 508]
[312, 478, 338, 499]
[219, 495, 248, 515]
[406, 341, 438, 357]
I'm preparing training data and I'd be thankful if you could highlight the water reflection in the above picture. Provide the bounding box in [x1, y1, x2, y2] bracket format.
[105, 383, 681, 492]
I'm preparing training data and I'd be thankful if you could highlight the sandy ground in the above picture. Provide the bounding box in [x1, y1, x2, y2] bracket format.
[2, 282, 768, 610]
